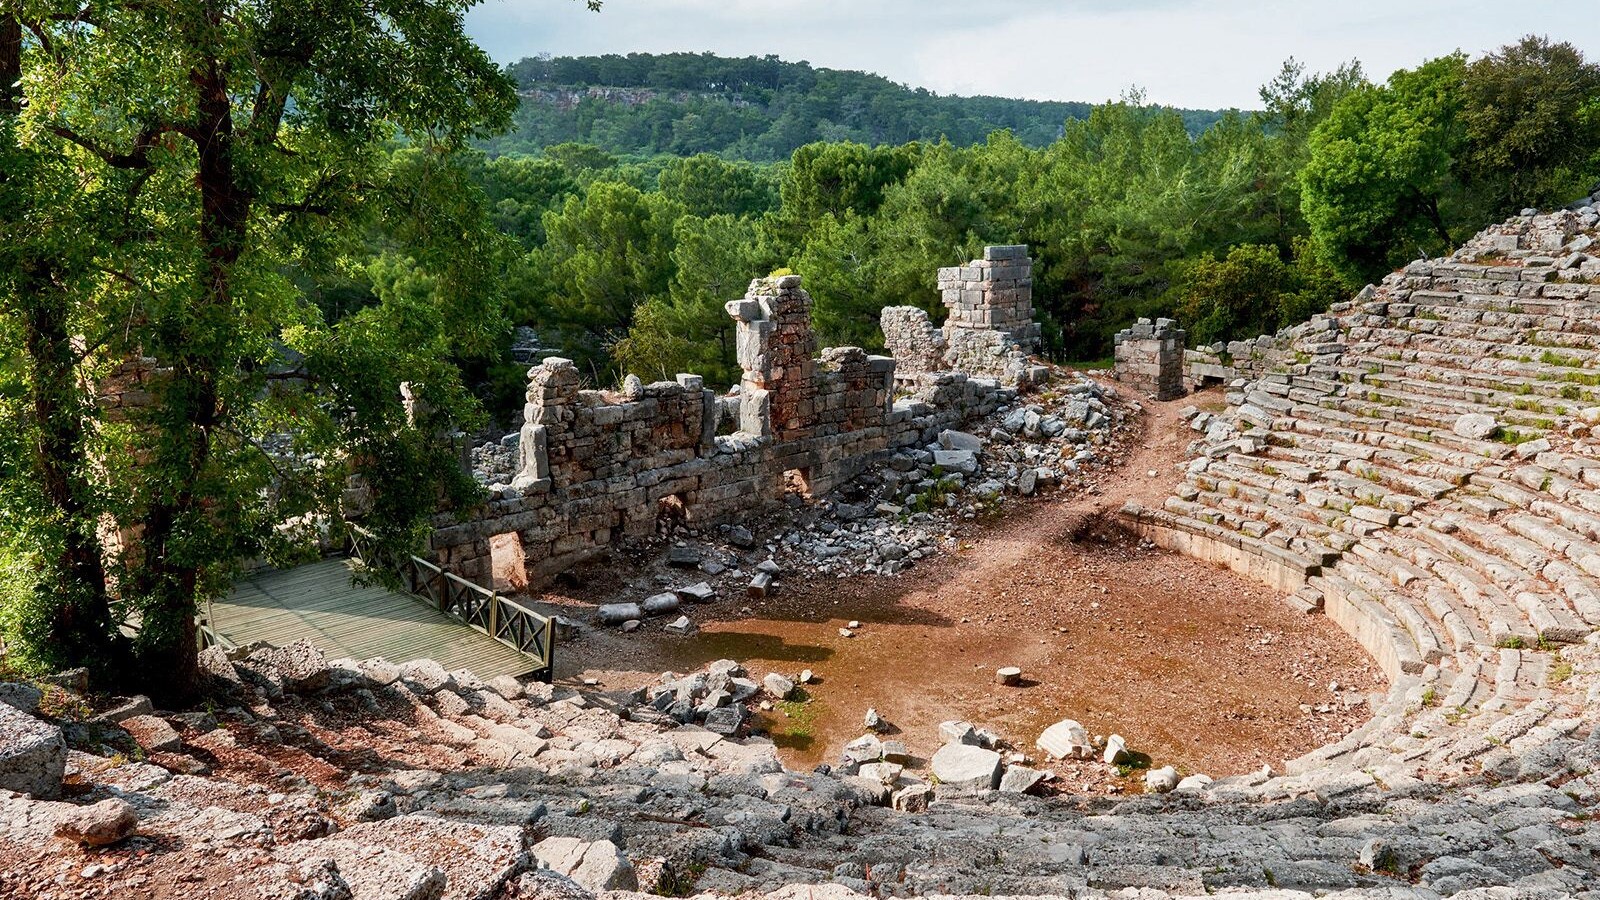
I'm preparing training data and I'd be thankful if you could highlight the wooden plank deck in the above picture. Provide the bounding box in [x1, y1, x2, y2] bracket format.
[209, 557, 537, 679]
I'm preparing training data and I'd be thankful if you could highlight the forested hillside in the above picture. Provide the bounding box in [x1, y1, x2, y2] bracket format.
[468, 38, 1600, 403]
[480, 52, 1228, 159]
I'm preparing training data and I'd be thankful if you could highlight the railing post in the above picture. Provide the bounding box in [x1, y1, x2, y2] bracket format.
[540, 617, 556, 683]
[489, 594, 499, 638]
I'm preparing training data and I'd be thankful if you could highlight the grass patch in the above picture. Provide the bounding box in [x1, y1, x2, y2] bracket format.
[1540, 350, 1586, 368]
[1550, 653, 1574, 684]
[1493, 428, 1540, 446]
[1064, 357, 1114, 371]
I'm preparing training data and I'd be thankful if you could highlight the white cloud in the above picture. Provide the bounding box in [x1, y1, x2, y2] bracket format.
[465, 0, 1600, 108]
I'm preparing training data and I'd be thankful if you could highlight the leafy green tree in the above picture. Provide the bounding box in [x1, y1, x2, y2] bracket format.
[533, 181, 681, 358]
[612, 214, 763, 386]
[541, 142, 621, 179]
[870, 141, 992, 318]
[477, 155, 581, 247]
[1300, 55, 1469, 280]
[657, 154, 777, 219]
[1172, 244, 1288, 344]
[793, 213, 880, 349]
[1460, 36, 1600, 211]
[7, 0, 522, 700]
[764, 141, 921, 256]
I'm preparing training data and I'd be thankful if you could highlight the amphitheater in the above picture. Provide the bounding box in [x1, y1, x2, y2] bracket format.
[3, 205, 1600, 900]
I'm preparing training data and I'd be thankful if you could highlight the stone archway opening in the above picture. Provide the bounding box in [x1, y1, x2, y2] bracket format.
[489, 532, 529, 594]
[783, 467, 813, 499]
[656, 493, 690, 535]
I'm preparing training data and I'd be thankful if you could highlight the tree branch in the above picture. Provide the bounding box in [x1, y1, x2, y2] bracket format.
[46, 122, 183, 170]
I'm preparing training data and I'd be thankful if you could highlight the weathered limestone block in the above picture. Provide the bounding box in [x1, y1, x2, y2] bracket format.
[0, 702, 65, 798]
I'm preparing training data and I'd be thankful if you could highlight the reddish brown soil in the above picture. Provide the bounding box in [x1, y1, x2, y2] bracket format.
[538, 393, 1382, 786]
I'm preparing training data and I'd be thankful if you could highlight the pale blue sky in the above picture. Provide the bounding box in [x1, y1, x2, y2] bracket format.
[464, 0, 1600, 109]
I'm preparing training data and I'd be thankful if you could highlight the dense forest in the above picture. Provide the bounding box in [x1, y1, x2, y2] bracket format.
[474, 39, 1600, 404]
[2, 0, 1598, 704]
[481, 52, 1229, 159]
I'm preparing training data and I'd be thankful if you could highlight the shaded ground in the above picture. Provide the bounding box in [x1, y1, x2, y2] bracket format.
[531, 392, 1380, 786]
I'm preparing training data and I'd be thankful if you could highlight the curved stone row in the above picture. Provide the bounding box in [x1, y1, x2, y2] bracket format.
[6, 638, 1595, 899]
[1123, 208, 1600, 793]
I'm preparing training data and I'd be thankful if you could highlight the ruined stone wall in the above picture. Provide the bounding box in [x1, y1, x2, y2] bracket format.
[1112, 317, 1186, 400]
[432, 275, 1013, 586]
[728, 276, 818, 440]
[879, 307, 946, 378]
[884, 246, 1047, 390]
[1176, 311, 1350, 390]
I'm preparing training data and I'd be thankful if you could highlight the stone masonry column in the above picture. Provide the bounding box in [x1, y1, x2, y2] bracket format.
[513, 357, 580, 492]
[726, 275, 818, 441]
[937, 245, 1039, 352]
[1113, 317, 1186, 400]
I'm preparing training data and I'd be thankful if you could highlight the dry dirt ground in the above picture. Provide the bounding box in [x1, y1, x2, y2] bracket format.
[530, 392, 1381, 790]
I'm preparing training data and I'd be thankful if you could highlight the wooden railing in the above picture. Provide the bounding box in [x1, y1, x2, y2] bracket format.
[197, 598, 236, 652]
[348, 527, 555, 681]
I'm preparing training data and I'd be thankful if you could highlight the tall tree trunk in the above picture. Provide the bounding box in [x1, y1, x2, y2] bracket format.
[134, 52, 249, 704]
[4, 13, 124, 676]
[22, 272, 123, 671]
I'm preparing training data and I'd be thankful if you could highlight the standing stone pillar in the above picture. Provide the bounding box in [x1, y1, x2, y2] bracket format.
[726, 275, 818, 441]
[513, 358, 580, 492]
[1113, 318, 1186, 400]
[937, 245, 1040, 352]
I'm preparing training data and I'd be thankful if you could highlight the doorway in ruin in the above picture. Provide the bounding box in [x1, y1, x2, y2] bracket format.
[656, 493, 690, 535]
[489, 532, 529, 594]
[784, 468, 813, 499]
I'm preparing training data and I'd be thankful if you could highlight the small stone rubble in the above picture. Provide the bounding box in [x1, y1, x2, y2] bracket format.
[2, 634, 1597, 899]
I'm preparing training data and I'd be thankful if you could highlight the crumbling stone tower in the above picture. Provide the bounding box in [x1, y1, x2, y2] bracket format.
[727, 275, 818, 440]
[937, 245, 1040, 352]
[882, 245, 1046, 389]
[1113, 317, 1186, 400]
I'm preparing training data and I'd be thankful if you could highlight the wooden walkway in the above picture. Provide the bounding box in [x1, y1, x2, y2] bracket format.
[209, 557, 538, 679]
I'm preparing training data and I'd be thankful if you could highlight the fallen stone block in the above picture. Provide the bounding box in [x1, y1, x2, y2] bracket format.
[597, 603, 643, 626]
[94, 694, 154, 724]
[54, 798, 138, 847]
[1037, 719, 1092, 760]
[931, 743, 1002, 793]
[1453, 413, 1497, 440]
[675, 582, 716, 603]
[1145, 765, 1179, 794]
[397, 659, 456, 695]
[244, 639, 331, 693]
[747, 572, 773, 598]
[998, 765, 1048, 794]
[121, 715, 182, 755]
[640, 592, 680, 616]
[762, 673, 796, 700]
[0, 701, 64, 797]
[533, 837, 638, 893]
[666, 547, 701, 568]
[0, 683, 42, 717]
[891, 783, 933, 812]
[938, 430, 984, 453]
